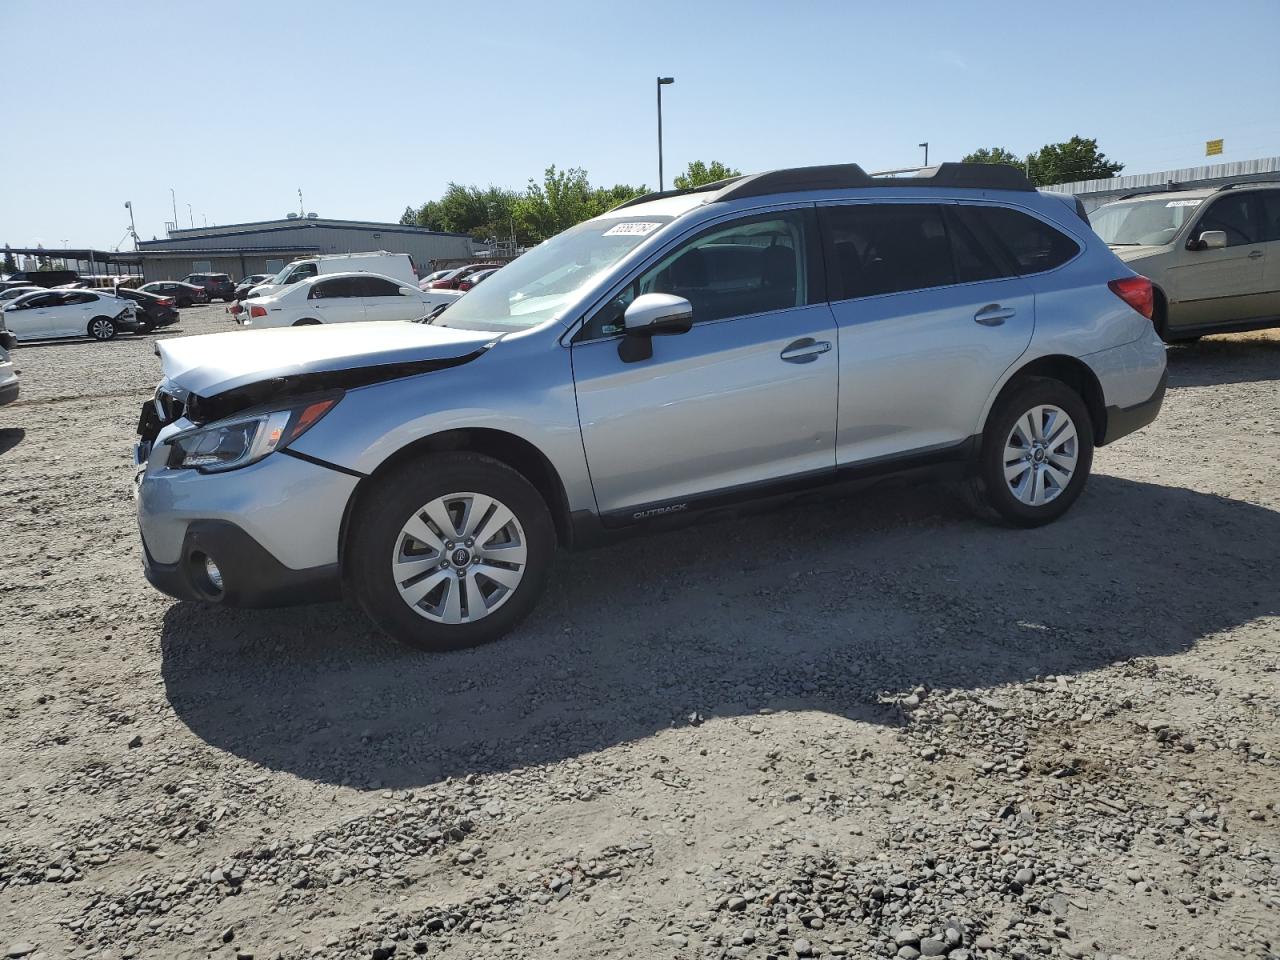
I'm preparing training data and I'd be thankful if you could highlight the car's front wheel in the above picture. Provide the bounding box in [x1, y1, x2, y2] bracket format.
[347, 452, 556, 651]
[87, 316, 117, 341]
[966, 377, 1094, 527]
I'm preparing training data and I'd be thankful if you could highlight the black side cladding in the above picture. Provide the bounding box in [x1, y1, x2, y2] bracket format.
[184, 349, 488, 425]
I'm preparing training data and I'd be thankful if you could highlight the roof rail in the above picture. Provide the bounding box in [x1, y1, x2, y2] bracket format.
[714, 161, 1034, 202]
[611, 177, 743, 211]
[1216, 179, 1280, 192]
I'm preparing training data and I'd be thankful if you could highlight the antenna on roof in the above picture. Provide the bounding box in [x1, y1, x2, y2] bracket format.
[298, 188, 305, 218]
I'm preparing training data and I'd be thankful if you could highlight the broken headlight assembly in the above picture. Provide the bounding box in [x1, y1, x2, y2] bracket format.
[164, 395, 340, 473]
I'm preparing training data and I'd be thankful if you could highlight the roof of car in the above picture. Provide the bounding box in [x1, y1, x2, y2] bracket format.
[1103, 181, 1280, 205]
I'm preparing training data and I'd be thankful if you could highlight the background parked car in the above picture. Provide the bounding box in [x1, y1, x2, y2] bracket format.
[248, 252, 417, 299]
[1, 289, 137, 341]
[456, 267, 499, 291]
[138, 281, 208, 307]
[240, 271, 461, 328]
[111, 287, 180, 332]
[425, 263, 504, 289]
[235, 274, 273, 301]
[0, 285, 41, 306]
[182, 273, 236, 302]
[2, 269, 79, 288]
[0, 332, 17, 405]
[417, 269, 454, 290]
[1088, 182, 1280, 342]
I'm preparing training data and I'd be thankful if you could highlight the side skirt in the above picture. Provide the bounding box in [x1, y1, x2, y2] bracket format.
[568, 437, 978, 549]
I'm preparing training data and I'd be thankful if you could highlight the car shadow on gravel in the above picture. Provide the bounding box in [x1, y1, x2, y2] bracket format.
[1166, 335, 1280, 388]
[0, 428, 24, 455]
[160, 475, 1280, 790]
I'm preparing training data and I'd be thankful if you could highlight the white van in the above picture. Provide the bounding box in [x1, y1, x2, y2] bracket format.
[247, 252, 417, 299]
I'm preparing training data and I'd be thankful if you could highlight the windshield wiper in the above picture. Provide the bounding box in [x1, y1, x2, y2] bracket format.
[1107, 242, 1140, 246]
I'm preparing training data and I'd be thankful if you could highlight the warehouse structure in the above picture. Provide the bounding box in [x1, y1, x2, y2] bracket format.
[134, 215, 475, 282]
[1041, 156, 1280, 211]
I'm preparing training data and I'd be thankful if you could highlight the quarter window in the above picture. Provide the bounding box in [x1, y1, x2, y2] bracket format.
[962, 206, 1080, 275]
[1196, 194, 1259, 246]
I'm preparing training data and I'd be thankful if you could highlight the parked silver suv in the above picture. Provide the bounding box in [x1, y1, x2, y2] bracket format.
[135, 162, 1167, 651]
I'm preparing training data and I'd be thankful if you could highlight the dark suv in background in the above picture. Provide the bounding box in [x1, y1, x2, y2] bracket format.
[182, 273, 236, 302]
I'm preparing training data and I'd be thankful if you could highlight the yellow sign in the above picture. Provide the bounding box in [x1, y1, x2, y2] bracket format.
[1206, 138, 1224, 156]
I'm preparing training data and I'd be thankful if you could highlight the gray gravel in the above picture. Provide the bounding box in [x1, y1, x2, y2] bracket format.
[1, 306, 1278, 959]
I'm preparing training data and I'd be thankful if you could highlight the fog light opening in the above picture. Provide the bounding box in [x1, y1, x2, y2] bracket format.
[190, 551, 225, 599]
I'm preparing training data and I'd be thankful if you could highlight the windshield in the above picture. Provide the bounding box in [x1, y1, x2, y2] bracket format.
[434, 215, 674, 331]
[1089, 197, 1203, 246]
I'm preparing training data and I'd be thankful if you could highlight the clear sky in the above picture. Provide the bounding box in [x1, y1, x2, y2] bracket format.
[3, 0, 1278, 249]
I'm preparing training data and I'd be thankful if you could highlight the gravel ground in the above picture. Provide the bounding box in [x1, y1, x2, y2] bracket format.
[1, 305, 1277, 960]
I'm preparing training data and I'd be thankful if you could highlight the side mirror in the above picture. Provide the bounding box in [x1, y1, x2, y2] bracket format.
[1194, 230, 1227, 251]
[618, 293, 693, 362]
[399, 287, 417, 296]
[623, 293, 693, 336]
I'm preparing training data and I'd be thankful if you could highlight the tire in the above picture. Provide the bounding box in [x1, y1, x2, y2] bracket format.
[293, 318, 321, 326]
[346, 452, 556, 651]
[178, 298, 192, 308]
[87, 316, 117, 341]
[222, 296, 234, 303]
[965, 377, 1094, 527]
[136, 321, 153, 334]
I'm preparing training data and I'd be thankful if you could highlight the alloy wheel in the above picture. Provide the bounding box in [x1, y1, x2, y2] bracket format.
[1003, 404, 1078, 506]
[391, 492, 527, 624]
[90, 319, 115, 341]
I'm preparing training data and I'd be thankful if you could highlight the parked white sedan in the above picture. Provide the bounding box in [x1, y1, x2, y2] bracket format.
[1, 289, 137, 341]
[240, 272, 462, 329]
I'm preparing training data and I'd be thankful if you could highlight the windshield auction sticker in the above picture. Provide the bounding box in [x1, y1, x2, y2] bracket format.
[604, 222, 663, 236]
[1165, 199, 1203, 208]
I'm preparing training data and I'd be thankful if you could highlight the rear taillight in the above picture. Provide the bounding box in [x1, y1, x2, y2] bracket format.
[1108, 276, 1154, 321]
[249, 305, 267, 319]
[159, 298, 175, 307]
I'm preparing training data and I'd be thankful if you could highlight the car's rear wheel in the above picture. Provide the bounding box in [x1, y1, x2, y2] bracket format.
[87, 316, 116, 341]
[347, 452, 555, 651]
[178, 298, 192, 308]
[966, 377, 1093, 527]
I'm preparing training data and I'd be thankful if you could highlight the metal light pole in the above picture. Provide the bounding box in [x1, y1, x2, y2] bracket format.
[919, 142, 929, 166]
[657, 76, 675, 190]
[170, 188, 177, 225]
[124, 201, 138, 249]
[187, 204, 193, 228]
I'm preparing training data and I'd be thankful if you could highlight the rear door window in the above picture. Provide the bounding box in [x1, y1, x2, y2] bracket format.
[308, 277, 362, 299]
[360, 276, 403, 298]
[961, 206, 1080, 275]
[821, 204, 956, 299]
[1257, 192, 1280, 243]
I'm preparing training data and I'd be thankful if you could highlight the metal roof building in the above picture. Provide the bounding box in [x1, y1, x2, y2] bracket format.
[1041, 156, 1280, 211]
[134, 216, 475, 282]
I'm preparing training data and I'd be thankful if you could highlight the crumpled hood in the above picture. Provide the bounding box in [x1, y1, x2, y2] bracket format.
[157, 321, 497, 397]
[1110, 244, 1167, 263]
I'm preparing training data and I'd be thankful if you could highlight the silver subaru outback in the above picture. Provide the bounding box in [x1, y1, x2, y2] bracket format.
[135, 162, 1167, 651]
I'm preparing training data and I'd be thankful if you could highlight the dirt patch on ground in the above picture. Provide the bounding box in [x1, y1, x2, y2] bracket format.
[1, 307, 1277, 960]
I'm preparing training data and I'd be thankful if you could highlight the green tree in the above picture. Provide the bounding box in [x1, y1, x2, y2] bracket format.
[2, 244, 16, 274]
[673, 160, 741, 190]
[401, 167, 648, 247]
[961, 146, 1022, 167]
[1025, 136, 1123, 186]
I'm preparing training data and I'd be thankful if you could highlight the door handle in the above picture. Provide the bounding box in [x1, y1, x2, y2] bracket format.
[1248, 250, 1264, 260]
[974, 304, 1016, 326]
[780, 338, 832, 363]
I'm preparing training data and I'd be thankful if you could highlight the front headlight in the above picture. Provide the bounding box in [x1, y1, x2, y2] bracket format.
[165, 395, 339, 473]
